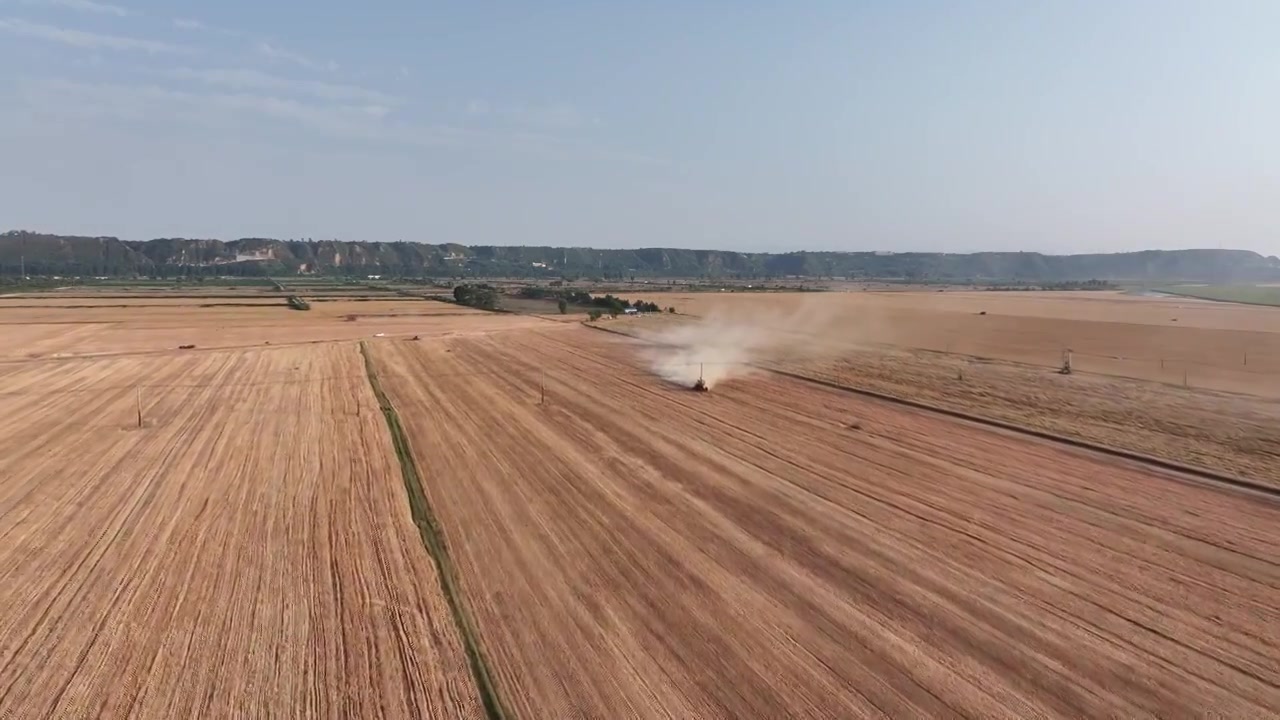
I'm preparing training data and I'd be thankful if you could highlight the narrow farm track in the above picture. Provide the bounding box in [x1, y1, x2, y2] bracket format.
[370, 327, 1280, 718]
[0, 346, 482, 718]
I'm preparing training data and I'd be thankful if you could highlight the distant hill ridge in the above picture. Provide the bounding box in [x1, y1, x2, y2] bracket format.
[2, 230, 1277, 282]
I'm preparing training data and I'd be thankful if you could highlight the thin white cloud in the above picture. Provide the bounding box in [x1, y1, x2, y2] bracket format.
[509, 103, 591, 131]
[22, 78, 431, 143]
[168, 16, 246, 39]
[20, 0, 130, 17]
[19, 78, 663, 164]
[466, 100, 594, 131]
[0, 17, 185, 52]
[257, 41, 336, 72]
[164, 67, 399, 105]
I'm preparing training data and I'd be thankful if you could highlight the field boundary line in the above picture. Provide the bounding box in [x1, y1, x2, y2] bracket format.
[359, 341, 512, 720]
[1155, 288, 1280, 309]
[581, 322, 1279, 502]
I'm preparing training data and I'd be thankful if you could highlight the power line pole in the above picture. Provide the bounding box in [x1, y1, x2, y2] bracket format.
[136, 386, 143, 428]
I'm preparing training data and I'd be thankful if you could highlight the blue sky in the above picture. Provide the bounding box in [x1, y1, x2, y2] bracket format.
[0, 1, 1276, 254]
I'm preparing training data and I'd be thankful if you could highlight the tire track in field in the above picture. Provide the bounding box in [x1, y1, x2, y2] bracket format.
[371, 329, 1280, 718]
[548, 330, 1280, 698]
[0, 346, 484, 719]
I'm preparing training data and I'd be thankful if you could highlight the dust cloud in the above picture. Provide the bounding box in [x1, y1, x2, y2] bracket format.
[643, 295, 847, 389]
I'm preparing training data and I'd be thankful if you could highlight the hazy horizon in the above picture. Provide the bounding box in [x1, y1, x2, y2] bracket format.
[7, 227, 1273, 258]
[1, 1, 1276, 256]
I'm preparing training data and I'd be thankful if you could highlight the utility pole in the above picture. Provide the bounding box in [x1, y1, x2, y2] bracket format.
[136, 386, 143, 428]
[539, 371, 545, 406]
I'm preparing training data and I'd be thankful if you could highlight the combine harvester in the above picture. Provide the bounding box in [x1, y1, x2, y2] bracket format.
[691, 363, 709, 392]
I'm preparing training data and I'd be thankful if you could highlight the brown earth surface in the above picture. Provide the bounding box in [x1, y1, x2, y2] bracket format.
[369, 327, 1280, 718]
[632, 291, 1280, 396]
[0, 345, 482, 718]
[0, 287, 286, 298]
[0, 299, 549, 360]
[608, 314, 1280, 485]
[4, 287, 1279, 717]
[0, 297, 288, 308]
[780, 349, 1280, 487]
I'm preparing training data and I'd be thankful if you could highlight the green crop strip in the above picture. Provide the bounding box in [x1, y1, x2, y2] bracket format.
[359, 341, 510, 720]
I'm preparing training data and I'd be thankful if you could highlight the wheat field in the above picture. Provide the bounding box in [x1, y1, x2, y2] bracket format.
[0, 345, 482, 718]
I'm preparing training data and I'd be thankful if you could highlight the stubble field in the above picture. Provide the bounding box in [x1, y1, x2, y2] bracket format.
[2, 286, 1278, 717]
[368, 328, 1280, 718]
[637, 290, 1280, 397]
[0, 297, 549, 361]
[0, 344, 481, 718]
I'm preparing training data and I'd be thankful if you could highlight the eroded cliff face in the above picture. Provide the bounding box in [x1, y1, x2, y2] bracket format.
[3, 230, 1278, 281]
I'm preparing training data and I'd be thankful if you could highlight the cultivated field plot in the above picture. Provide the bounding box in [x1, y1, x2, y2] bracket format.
[604, 318, 1280, 483]
[370, 328, 1280, 718]
[794, 348, 1280, 484]
[635, 291, 1280, 396]
[308, 299, 487, 318]
[0, 297, 287, 308]
[1159, 284, 1280, 307]
[0, 299, 549, 359]
[0, 345, 481, 718]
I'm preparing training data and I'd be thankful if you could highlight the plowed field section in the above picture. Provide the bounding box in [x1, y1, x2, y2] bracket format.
[0, 346, 481, 718]
[371, 328, 1280, 718]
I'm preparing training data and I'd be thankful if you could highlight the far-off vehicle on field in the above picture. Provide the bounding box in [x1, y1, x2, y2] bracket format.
[691, 363, 709, 392]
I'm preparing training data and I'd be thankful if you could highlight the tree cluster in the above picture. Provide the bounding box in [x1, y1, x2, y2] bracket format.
[517, 286, 662, 315]
[453, 283, 498, 310]
[983, 279, 1115, 291]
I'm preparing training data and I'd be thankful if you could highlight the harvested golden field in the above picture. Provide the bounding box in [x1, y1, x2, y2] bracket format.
[606, 316, 1280, 484]
[649, 289, 1280, 331]
[0, 296, 286, 308]
[791, 348, 1280, 485]
[0, 298, 548, 359]
[0, 287, 285, 299]
[369, 328, 1280, 718]
[636, 291, 1280, 396]
[309, 298, 485, 318]
[0, 345, 481, 718]
[4, 285, 1278, 718]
